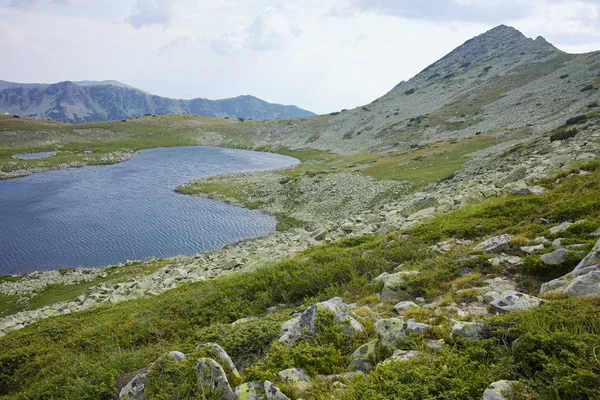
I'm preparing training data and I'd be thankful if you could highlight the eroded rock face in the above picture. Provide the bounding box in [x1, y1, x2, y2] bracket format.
[482, 380, 518, 400]
[194, 358, 235, 400]
[489, 290, 542, 312]
[278, 297, 364, 346]
[475, 235, 512, 253]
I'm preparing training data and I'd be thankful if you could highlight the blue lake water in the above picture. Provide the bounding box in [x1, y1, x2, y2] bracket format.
[0, 147, 299, 275]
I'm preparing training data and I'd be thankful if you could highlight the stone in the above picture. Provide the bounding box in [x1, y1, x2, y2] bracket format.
[166, 351, 186, 362]
[482, 380, 518, 400]
[405, 320, 431, 334]
[489, 255, 522, 267]
[264, 381, 291, 400]
[475, 234, 512, 253]
[373, 271, 419, 301]
[426, 339, 445, 350]
[552, 238, 564, 249]
[534, 237, 550, 244]
[391, 349, 420, 361]
[278, 297, 364, 346]
[348, 358, 374, 373]
[277, 368, 312, 392]
[541, 249, 569, 265]
[194, 358, 235, 400]
[511, 186, 544, 195]
[119, 369, 149, 400]
[520, 244, 544, 254]
[375, 318, 406, 344]
[591, 228, 600, 236]
[574, 237, 600, 271]
[549, 221, 572, 234]
[234, 381, 265, 400]
[195, 343, 241, 381]
[490, 290, 542, 312]
[563, 269, 600, 297]
[451, 320, 484, 340]
[393, 301, 418, 312]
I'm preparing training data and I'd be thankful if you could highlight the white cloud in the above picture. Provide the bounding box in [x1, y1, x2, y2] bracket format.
[128, 0, 173, 29]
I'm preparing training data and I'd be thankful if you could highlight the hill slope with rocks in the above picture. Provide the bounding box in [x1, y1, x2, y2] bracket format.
[0, 80, 315, 123]
[0, 25, 599, 400]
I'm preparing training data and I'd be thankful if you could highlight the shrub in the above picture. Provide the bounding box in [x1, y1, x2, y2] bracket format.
[581, 84, 595, 92]
[566, 115, 588, 125]
[550, 128, 578, 141]
[404, 88, 416, 95]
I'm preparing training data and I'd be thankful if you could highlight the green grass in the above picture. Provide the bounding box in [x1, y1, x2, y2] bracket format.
[1, 161, 600, 399]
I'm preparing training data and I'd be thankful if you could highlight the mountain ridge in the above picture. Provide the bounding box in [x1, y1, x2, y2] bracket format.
[0, 80, 316, 123]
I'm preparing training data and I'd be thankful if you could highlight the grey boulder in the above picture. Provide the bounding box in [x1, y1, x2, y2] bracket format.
[490, 290, 542, 312]
[277, 368, 312, 392]
[194, 358, 235, 400]
[195, 342, 241, 381]
[264, 380, 291, 400]
[119, 369, 149, 400]
[475, 235, 512, 253]
[482, 380, 518, 400]
[451, 320, 484, 340]
[234, 382, 266, 400]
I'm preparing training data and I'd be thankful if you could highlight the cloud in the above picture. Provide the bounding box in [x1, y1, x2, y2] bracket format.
[128, 0, 173, 29]
[348, 0, 532, 23]
[209, 6, 298, 55]
[8, 0, 66, 9]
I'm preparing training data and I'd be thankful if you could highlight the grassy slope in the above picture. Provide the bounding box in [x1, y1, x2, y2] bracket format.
[1, 161, 599, 399]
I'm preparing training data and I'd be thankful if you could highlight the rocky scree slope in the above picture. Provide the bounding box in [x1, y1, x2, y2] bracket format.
[249, 25, 600, 154]
[0, 81, 315, 123]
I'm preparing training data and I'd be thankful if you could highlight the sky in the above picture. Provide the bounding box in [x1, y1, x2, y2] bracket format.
[1, 0, 599, 114]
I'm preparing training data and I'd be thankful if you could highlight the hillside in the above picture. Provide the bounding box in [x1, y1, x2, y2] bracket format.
[0, 80, 315, 123]
[0, 25, 599, 400]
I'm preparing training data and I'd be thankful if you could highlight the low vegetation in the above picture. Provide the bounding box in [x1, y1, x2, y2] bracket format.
[1, 161, 599, 399]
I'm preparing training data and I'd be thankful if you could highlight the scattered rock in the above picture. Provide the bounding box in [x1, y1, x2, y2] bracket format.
[264, 380, 291, 400]
[482, 380, 518, 400]
[348, 358, 374, 373]
[393, 301, 419, 312]
[373, 271, 419, 301]
[277, 368, 312, 392]
[405, 320, 431, 334]
[278, 297, 364, 346]
[541, 249, 569, 265]
[195, 343, 241, 381]
[475, 234, 512, 253]
[511, 186, 544, 195]
[194, 358, 235, 400]
[234, 381, 265, 400]
[375, 318, 406, 345]
[549, 221, 572, 234]
[489, 290, 542, 312]
[520, 244, 544, 254]
[426, 339, 445, 350]
[451, 320, 484, 340]
[489, 255, 522, 267]
[119, 369, 149, 400]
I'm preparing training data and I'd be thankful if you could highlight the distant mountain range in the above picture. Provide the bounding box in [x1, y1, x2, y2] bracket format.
[0, 80, 315, 123]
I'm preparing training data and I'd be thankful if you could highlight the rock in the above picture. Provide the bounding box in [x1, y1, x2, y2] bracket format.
[119, 369, 149, 400]
[373, 271, 419, 301]
[511, 186, 544, 195]
[574, 238, 600, 271]
[489, 255, 522, 267]
[391, 349, 420, 361]
[415, 297, 426, 303]
[520, 244, 544, 254]
[591, 228, 600, 236]
[549, 221, 572, 234]
[235, 381, 265, 400]
[541, 248, 569, 265]
[405, 320, 431, 334]
[393, 301, 418, 312]
[278, 297, 364, 346]
[374, 318, 406, 345]
[348, 358, 374, 373]
[350, 339, 380, 361]
[194, 358, 235, 400]
[576, 152, 597, 161]
[166, 351, 186, 362]
[277, 368, 312, 392]
[264, 381, 291, 400]
[195, 343, 241, 381]
[482, 380, 518, 400]
[451, 321, 484, 340]
[534, 237, 551, 244]
[475, 234, 512, 253]
[563, 269, 600, 297]
[490, 290, 542, 312]
[426, 339, 445, 350]
[552, 238, 564, 249]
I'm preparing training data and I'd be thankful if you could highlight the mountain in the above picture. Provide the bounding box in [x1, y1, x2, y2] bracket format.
[0, 80, 315, 123]
[253, 25, 599, 154]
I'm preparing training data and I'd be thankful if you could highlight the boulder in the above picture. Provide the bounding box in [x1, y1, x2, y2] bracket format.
[277, 368, 312, 392]
[541, 249, 569, 265]
[475, 235, 512, 253]
[405, 320, 431, 334]
[549, 221, 572, 234]
[234, 381, 265, 400]
[194, 358, 235, 400]
[451, 321, 484, 340]
[393, 301, 418, 312]
[511, 186, 544, 195]
[373, 271, 419, 301]
[490, 290, 542, 312]
[374, 318, 406, 345]
[520, 244, 544, 254]
[574, 238, 600, 271]
[278, 297, 364, 346]
[489, 255, 522, 267]
[563, 269, 600, 297]
[195, 343, 241, 381]
[347, 358, 374, 373]
[264, 381, 291, 400]
[350, 339, 380, 361]
[390, 349, 420, 361]
[119, 369, 149, 400]
[482, 380, 518, 400]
